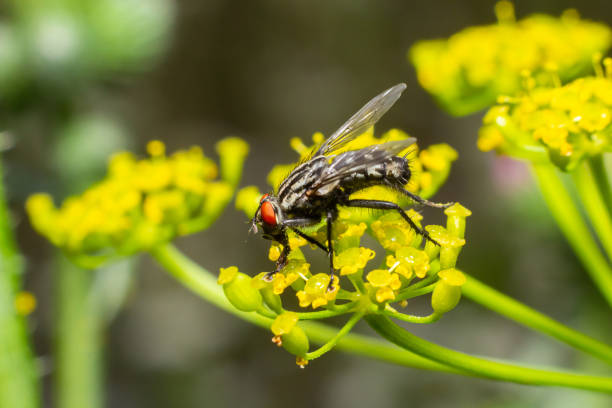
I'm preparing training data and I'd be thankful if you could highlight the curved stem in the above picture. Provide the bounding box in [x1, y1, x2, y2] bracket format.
[384, 309, 440, 324]
[572, 160, 612, 263]
[0, 156, 39, 408]
[462, 273, 612, 366]
[532, 163, 612, 307]
[365, 314, 612, 393]
[305, 312, 364, 360]
[149, 244, 461, 374]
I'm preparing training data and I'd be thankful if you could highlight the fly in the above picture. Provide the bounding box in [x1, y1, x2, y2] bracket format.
[250, 83, 452, 290]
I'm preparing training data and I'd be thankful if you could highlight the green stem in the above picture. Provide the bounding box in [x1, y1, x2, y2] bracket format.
[532, 163, 612, 307]
[56, 254, 103, 408]
[296, 302, 358, 320]
[0, 157, 39, 408]
[305, 312, 364, 360]
[149, 244, 461, 374]
[462, 273, 612, 366]
[588, 155, 612, 213]
[365, 314, 612, 393]
[396, 282, 436, 302]
[384, 309, 440, 324]
[572, 160, 612, 263]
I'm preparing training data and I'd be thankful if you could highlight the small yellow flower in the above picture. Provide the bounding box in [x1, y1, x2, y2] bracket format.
[366, 269, 402, 303]
[387, 247, 430, 279]
[371, 211, 422, 251]
[252, 267, 303, 295]
[335, 247, 376, 276]
[218, 266, 239, 284]
[271, 312, 299, 336]
[296, 273, 339, 309]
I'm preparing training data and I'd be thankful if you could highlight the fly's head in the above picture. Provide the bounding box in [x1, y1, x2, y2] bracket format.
[250, 193, 285, 240]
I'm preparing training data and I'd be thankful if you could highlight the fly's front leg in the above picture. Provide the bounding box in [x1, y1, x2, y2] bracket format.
[290, 227, 328, 252]
[344, 199, 439, 246]
[264, 230, 290, 281]
[265, 217, 323, 281]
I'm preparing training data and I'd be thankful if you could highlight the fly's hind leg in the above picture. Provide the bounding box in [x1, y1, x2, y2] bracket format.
[325, 210, 338, 292]
[397, 188, 453, 209]
[344, 199, 439, 246]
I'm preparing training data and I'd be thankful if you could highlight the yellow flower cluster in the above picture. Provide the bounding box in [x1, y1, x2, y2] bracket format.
[27, 138, 248, 267]
[479, 68, 612, 170]
[410, 1, 612, 116]
[221, 129, 470, 364]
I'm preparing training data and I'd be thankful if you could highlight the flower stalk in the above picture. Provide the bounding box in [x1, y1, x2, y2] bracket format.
[0, 157, 39, 408]
[532, 163, 612, 307]
[462, 273, 612, 366]
[571, 157, 612, 263]
[365, 314, 612, 394]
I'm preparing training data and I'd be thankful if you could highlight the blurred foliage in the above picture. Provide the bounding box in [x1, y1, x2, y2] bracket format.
[0, 0, 173, 107]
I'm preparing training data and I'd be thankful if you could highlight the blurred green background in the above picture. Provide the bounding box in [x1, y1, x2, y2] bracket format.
[2, 0, 612, 407]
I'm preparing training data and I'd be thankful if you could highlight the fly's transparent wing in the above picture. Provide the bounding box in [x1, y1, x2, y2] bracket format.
[314, 83, 407, 157]
[310, 138, 416, 192]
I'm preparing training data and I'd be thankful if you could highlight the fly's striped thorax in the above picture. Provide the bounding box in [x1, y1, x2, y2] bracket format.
[277, 156, 329, 209]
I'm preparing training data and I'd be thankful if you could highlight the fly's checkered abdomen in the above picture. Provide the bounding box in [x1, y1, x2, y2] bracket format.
[340, 156, 411, 192]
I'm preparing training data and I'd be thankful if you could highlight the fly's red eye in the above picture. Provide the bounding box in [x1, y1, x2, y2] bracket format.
[260, 193, 269, 203]
[261, 201, 277, 225]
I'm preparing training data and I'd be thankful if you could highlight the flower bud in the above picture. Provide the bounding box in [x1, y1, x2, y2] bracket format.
[271, 312, 309, 357]
[445, 203, 472, 239]
[216, 137, 249, 188]
[431, 269, 466, 314]
[235, 186, 262, 219]
[260, 286, 283, 314]
[219, 267, 262, 312]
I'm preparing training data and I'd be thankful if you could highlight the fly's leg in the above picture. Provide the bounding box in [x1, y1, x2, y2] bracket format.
[264, 230, 290, 281]
[326, 210, 337, 292]
[264, 217, 323, 281]
[344, 199, 439, 246]
[398, 189, 453, 209]
[290, 227, 328, 252]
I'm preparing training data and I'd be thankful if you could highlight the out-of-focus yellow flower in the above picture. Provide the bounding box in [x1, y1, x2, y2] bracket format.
[14, 291, 37, 316]
[27, 139, 247, 267]
[410, 1, 612, 116]
[480, 69, 612, 170]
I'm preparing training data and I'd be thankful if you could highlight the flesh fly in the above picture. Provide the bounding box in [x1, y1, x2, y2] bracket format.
[251, 84, 451, 289]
